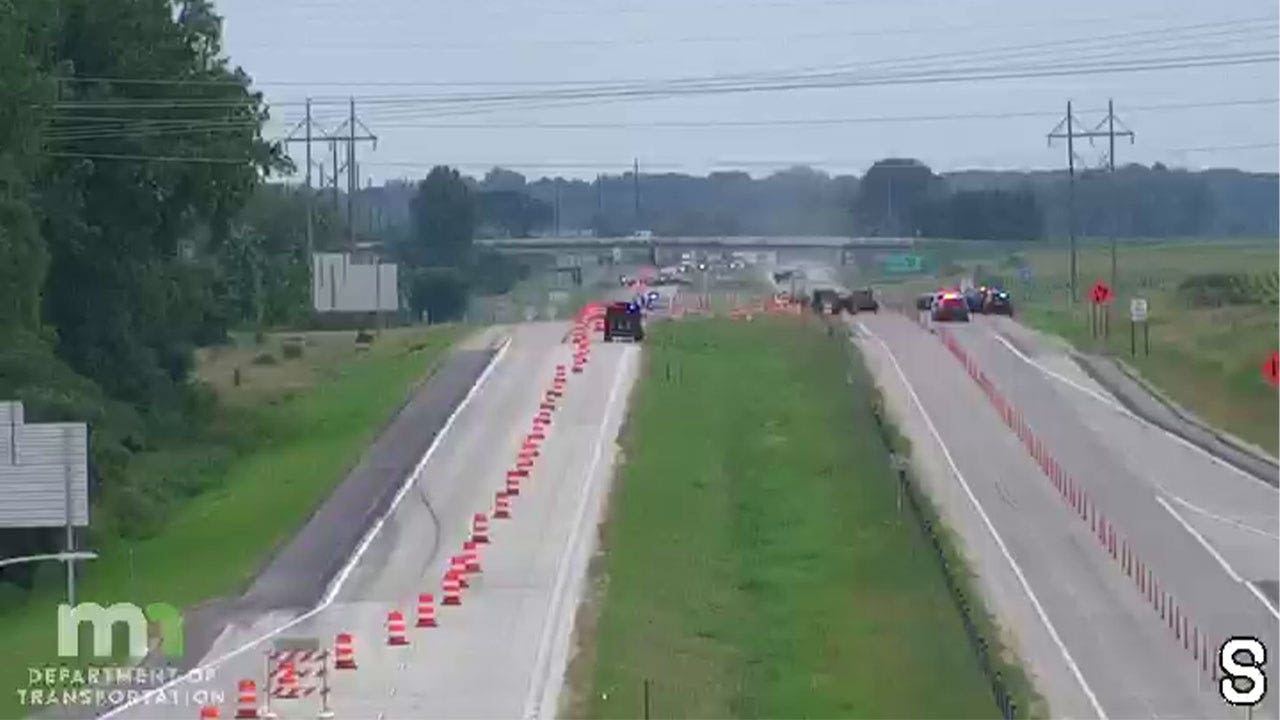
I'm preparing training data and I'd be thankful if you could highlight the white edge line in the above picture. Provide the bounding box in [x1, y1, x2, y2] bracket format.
[1156, 495, 1279, 620]
[988, 331, 1271, 488]
[523, 345, 636, 720]
[1170, 494, 1280, 541]
[856, 320, 1109, 720]
[98, 335, 514, 719]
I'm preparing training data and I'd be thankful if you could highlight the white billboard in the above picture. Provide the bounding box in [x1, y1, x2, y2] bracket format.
[0, 406, 89, 528]
[313, 253, 399, 313]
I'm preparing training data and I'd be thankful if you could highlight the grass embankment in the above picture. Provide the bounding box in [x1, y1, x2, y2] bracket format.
[0, 325, 462, 718]
[988, 240, 1277, 455]
[575, 316, 1024, 718]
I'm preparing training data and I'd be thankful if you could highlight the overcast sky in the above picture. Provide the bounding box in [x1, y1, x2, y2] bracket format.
[214, 0, 1279, 181]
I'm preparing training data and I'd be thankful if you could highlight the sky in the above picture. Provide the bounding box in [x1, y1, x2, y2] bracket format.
[212, 0, 1280, 181]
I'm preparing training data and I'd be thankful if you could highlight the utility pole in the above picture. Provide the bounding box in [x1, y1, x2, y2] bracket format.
[347, 98, 356, 252]
[330, 138, 340, 212]
[1047, 102, 1086, 303]
[282, 98, 324, 255]
[554, 179, 561, 237]
[305, 99, 313, 258]
[1092, 99, 1135, 294]
[633, 158, 641, 229]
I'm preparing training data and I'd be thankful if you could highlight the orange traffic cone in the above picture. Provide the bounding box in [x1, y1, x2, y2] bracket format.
[451, 555, 470, 587]
[472, 513, 490, 543]
[234, 680, 258, 719]
[334, 633, 357, 670]
[386, 611, 409, 646]
[416, 593, 438, 628]
[442, 571, 463, 605]
[494, 492, 512, 519]
[463, 540, 482, 574]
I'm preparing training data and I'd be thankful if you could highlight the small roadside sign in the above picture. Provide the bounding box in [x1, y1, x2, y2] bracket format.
[1090, 281, 1114, 305]
[1265, 351, 1280, 389]
[1130, 298, 1148, 322]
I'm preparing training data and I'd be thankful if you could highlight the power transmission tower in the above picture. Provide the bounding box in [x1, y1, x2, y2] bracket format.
[1047, 101, 1090, 303]
[1091, 99, 1135, 294]
[328, 97, 378, 253]
[1048, 100, 1134, 304]
[281, 98, 325, 258]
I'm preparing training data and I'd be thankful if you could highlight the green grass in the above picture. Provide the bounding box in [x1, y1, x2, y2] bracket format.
[0, 324, 463, 719]
[579, 316, 1027, 718]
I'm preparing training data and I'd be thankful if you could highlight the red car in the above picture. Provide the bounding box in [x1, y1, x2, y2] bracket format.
[931, 292, 971, 322]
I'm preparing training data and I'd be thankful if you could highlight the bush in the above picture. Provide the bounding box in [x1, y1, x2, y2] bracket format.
[251, 352, 278, 366]
[355, 330, 375, 345]
[1177, 273, 1255, 307]
[282, 339, 305, 359]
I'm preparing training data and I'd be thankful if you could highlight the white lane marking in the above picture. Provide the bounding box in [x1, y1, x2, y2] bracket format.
[856, 321, 1109, 720]
[986, 328, 1280, 620]
[1157, 497, 1280, 620]
[523, 346, 636, 720]
[99, 336, 515, 719]
[988, 331, 1273, 488]
[1170, 495, 1280, 541]
[1155, 496, 1243, 583]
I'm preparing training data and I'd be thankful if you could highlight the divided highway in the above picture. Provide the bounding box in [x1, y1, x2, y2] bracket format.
[854, 309, 1278, 719]
[102, 322, 640, 720]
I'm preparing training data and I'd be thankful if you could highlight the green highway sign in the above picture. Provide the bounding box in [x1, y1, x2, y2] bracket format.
[881, 254, 923, 273]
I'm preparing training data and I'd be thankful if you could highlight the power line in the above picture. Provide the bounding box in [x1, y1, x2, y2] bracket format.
[50, 49, 1272, 118]
[47, 15, 1276, 99]
[42, 96, 1276, 144]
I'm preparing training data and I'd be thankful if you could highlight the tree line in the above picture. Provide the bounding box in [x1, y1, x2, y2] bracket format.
[356, 159, 1277, 241]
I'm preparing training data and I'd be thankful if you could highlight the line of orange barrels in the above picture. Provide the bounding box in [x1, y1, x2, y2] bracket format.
[934, 326, 1222, 683]
[199, 307, 604, 719]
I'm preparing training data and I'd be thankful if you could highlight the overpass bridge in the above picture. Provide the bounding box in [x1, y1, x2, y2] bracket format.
[475, 235, 917, 267]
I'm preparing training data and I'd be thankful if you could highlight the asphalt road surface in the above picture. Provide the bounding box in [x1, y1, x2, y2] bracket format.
[100, 322, 640, 720]
[853, 309, 1278, 720]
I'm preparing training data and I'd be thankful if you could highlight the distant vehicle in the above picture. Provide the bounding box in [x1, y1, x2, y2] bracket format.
[604, 301, 644, 342]
[850, 288, 878, 312]
[931, 292, 970, 322]
[983, 288, 1014, 316]
[963, 287, 986, 313]
[633, 230, 654, 239]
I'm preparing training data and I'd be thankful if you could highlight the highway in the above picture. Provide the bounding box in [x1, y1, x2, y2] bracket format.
[852, 307, 1278, 719]
[101, 322, 641, 720]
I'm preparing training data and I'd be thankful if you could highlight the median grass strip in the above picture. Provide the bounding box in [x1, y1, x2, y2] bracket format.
[581, 316, 1010, 718]
[0, 325, 463, 719]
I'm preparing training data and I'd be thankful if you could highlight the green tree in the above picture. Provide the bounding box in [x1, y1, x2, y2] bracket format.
[36, 0, 287, 405]
[406, 266, 469, 322]
[408, 166, 476, 268]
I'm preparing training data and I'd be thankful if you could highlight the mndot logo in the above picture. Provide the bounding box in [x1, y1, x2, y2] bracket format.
[56, 603, 184, 659]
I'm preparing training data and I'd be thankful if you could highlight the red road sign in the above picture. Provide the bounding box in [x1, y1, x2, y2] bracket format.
[1264, 351, 1280, 389]
[1090, 281, 1114, 305]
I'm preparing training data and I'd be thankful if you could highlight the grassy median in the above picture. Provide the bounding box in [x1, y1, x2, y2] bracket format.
[574, 316, 1016, 718]
[0, 325, 463, 718]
